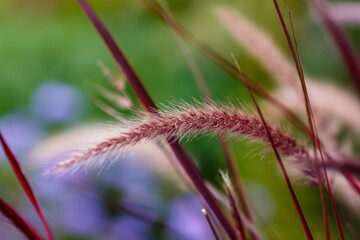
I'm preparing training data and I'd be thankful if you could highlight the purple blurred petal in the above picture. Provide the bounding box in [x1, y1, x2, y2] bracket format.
[0, 112, 44, 158]
[101, 155, 157, 188]
[30, 80, 87, 123]
[60, 194, 103, 234]
[34, 172, 87, 198]
[105, 216, 149, 240]
[99, 156, 162, 215]
[38, 190, 104, 235]
[168, 194, 214, 240]
[30, 172, 102, 236]
[0, 222, 26, 240]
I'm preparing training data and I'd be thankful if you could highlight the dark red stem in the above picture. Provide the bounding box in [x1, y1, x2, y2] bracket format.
[76, 1, 237, 239]
[233, 58, 313, 240]
[0, 197, 44, 240]
[311, 0, 360, 97]
[272, 1, 345, 238]
[0, 133, 53, 240]
[345, 174, 360, 194]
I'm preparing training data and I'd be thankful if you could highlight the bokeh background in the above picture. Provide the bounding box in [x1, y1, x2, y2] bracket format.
[0, 0, 359, 239]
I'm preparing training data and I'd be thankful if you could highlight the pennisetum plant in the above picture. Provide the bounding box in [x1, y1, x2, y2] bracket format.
[1, 0, 359, 239]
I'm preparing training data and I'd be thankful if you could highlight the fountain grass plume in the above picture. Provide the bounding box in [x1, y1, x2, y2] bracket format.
[48, 100, 308, 172]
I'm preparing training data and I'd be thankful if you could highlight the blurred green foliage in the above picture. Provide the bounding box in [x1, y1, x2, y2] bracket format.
[1, 0, 359, 239]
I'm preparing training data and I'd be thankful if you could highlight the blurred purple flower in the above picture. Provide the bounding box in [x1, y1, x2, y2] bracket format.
[30, 172, 104, 236]
[104, 216, 149, 240]
[99, 155, 162, 212]
[59, 193, 104, 235]
[30, 80, 87, 123]
[101, 155, 157, 188]
[0, 222, 25, 240]
[30, 160, 160, 238]
[168, 194, 215, 240]
[0, 112, 44, 158]
[34, 171, 88, 199]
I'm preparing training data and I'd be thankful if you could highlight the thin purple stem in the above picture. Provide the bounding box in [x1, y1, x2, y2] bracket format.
[232, 57, 313, 240]
[76, 1, 237, 239]
[141, 0, 309, 135]
[202, 209, 221, 240]
[273, 1, 345, 238]
[0, 133, 53, 240]
[0, 197, 44, 240]
[311, 0, 360, 97]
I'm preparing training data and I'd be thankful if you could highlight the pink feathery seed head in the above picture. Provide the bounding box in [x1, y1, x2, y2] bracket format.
[217, 6, 360, 136]
[216, 7, 299, 87]
[327, 2, 360, 25]
[49, 101, 309, 172]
